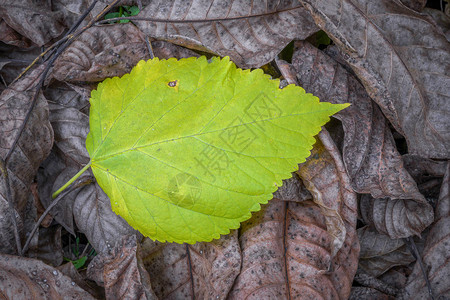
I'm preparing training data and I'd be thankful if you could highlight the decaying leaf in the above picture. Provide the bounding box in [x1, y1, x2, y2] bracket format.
[0, 65, 53, 254]
[141, 231, 241, 299]
[0, 19, 33, 48]
[87, 235, 157, 300]
[229, 134, 359, 299]
[0, 253, 95, 299]
[104, 235, 156, 300]
[300, 0, 450, 159]
[358, 226, 415, 277]
[350, 287, 395, 300]
[85, 56, 346, 243]
[403, 162, 450, 299]
[399, 0, 426, 12]
[135, 0, 318, 68]
[0, 0, 65, 46]
[278, 41, 434, 238]
[53, 23, 150, 82]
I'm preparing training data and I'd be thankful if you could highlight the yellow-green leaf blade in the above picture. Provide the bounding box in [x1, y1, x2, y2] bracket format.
[86, 56, 348, 243]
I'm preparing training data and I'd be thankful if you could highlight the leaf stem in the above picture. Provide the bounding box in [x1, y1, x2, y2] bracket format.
[52, 161, 92, 198]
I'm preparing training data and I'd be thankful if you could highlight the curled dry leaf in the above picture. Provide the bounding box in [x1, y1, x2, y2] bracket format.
[0, 65, 53, 254]
[300, 0, 450, 159]
[278, 41, 433, 238]
[229, 134, 359, 299]
[403, 162, 450, 299]
[53, 23, 149, 82]
[0, 253, 95, 299]
[141, 231, 241, 299]
[358, 226, 415, 277]
[0, 0, 65, 46]
[135, 0, 318, 68]
[95, 235, 157, 300]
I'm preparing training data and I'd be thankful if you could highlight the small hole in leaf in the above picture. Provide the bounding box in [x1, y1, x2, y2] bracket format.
[168, 80, 178, 87]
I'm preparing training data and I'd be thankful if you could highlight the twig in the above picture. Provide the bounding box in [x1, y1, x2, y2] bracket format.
[405, 237, 435, 300]
[145, 36, 155, 59]
[22, 176, 94, 255]
[0, 159, 23, 255]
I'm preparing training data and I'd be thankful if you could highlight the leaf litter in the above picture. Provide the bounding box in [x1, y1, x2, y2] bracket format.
[0, 0, 449, 299]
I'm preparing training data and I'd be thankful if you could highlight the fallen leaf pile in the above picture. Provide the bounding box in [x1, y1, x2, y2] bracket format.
[0, 0, 448, 299]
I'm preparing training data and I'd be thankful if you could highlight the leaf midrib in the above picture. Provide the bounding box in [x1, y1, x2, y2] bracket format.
[92, 109, 330, 162]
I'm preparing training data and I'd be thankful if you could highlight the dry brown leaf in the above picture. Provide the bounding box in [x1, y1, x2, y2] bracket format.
[27, 226, 64, 267]
[358, 226, 415, 277]
[53, 23, 149, 82]
[402, 162, 450, 299]
[0, 19, 33, 48]
[229, 133, 359, 299]
[399, 0, 426, 12]
[300, 0, 450, 159]
[141, 231, 241, 299]
[135, 0, 318, 68]
[0, 0, 65, 46]
[88, 235, 157, 300]
[349, 287, 395, 300]
[0, 253, 95, 299]
[0, 65, 53, 254]
[278, 41, 433, 238]
[58, 261, 105, 299]
[422, 8, 450, 41]
[73, 181, 139, 255]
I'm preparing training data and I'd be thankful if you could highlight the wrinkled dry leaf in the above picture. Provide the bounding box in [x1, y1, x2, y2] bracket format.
[88, 235, 157, 300]
[0, 43, 42, 93]
[48, 103, 90, 165]
[53, 23, 149, 82]
[229, 133, 359, 299]
[278, 41, 433, 238]
[0, 19, 33, 48]
[141, 231, 241, 299]
[0, 0, 65, 46]
[151, 40, 199, 60]
[297, 131, 357, 257]
[350, 287, 395, 300]
[403, 162, 450, 299]
[0, 65, 53, 254]
[358, 226, 415, 277]
[300, 0, 450, 159]
[400, 0, 426, 12]
[136, 0, 318, 68]
[423, 8, 450, 41]
[52, 0, 108, 29]
[0, 253, 95, 299]
[44, 82, 90, 112]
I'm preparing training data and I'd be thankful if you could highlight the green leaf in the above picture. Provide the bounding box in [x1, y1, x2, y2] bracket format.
[72, 256, 87, 269]
[85, 56, 348, 244]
